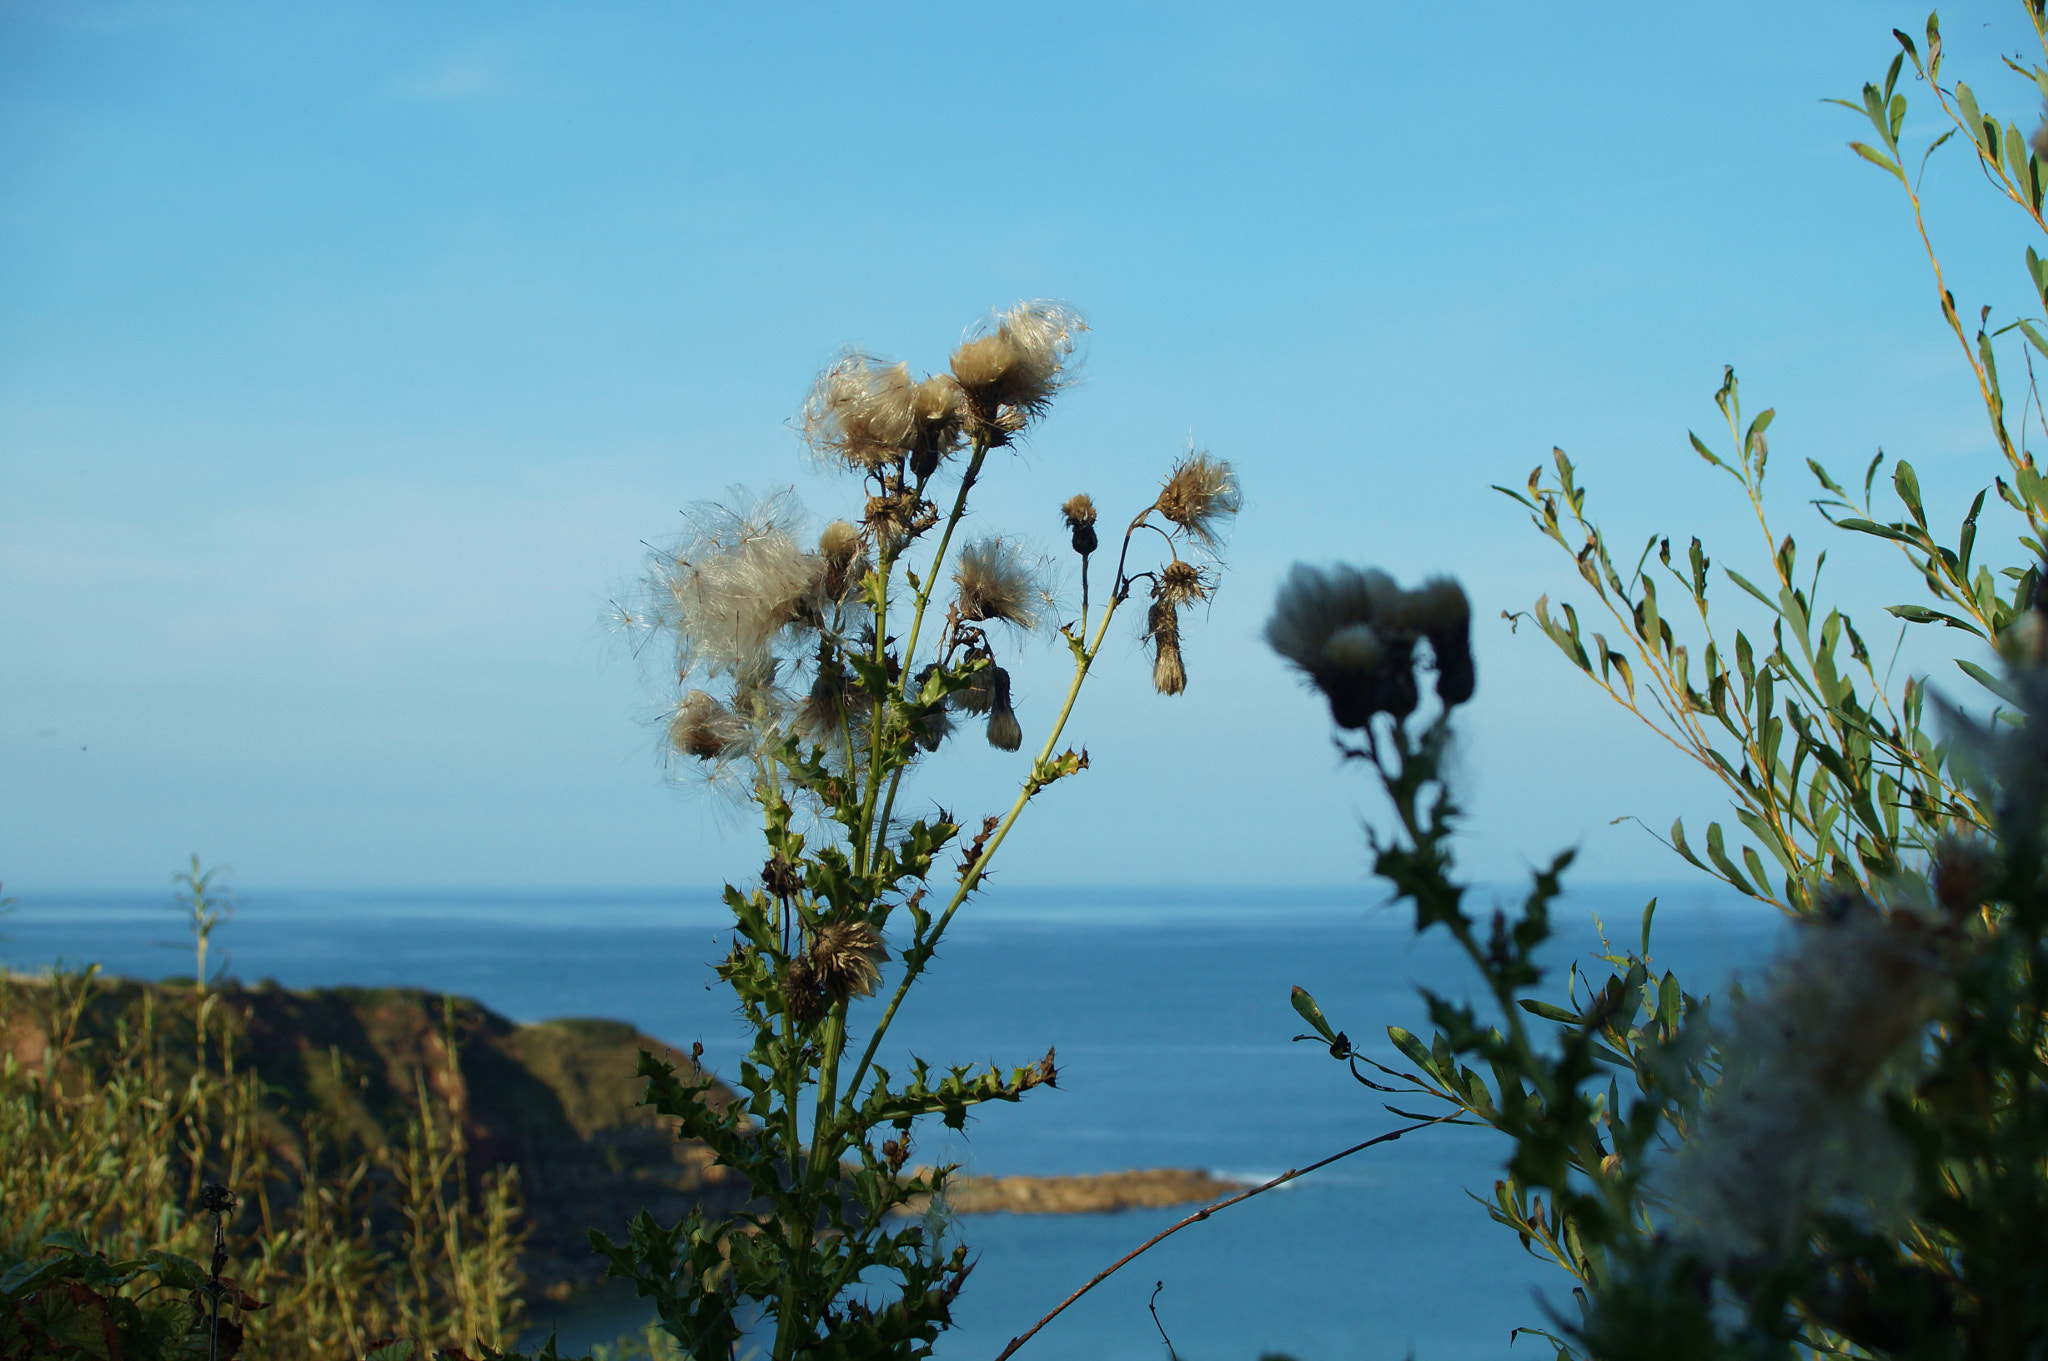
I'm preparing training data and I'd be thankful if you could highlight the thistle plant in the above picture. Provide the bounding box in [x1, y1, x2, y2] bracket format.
[599, 302, 1239, 1359]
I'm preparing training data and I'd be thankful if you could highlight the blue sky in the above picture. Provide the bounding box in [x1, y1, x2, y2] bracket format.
[2, 0, 2038, 892]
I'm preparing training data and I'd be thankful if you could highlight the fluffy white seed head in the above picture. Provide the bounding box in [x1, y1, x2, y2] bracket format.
[953, 537, 1043, 630]
[650, 490, 816, 685]
[1671, 895, 1956, 1264]
[949, 301, 1085, 429]
[802, 353, 917, 471]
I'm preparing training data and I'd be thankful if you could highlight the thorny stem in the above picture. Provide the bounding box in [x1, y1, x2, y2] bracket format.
[872, 442, 992, 872]
[990, 1119, 1453, 1361]
[843, 592, 1124, 1113]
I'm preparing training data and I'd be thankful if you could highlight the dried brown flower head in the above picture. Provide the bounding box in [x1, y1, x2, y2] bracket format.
[781, 956, 828, 1025]
[1155, 452, 1241, 549]
[1061, 493, 1099, 556]
[949, 301, 1085, 434]
[1148, 600, 1186, 696]
[812, 920, 889, 1001]
[986, 667, 1022, 751]
[953, 537, 1042, 629]
[762, 852, 803, 901]
[1157, 559, 1210, 608]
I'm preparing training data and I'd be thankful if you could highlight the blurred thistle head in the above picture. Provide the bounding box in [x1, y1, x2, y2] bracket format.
[985, 667, 1022, 751]
[1155, 451, 1241, 550]
[1671, 891, 1958, 1262]
[949, 301, 1086, 437]
[1156, 558, 1210, 609]
[1061, 493, 1099, 557]
[1266, 563, 1439, 728]
[669, 690, 747, 760]
[649, 490, 815, 683]
[952, 653, 998, 715]
[811, 920, 889, 1001]
[1147, 600, 1186, 696]
[953, 537, 1043, 630]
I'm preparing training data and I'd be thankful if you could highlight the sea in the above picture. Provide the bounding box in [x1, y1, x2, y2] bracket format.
[0, 882, 1786, 1361]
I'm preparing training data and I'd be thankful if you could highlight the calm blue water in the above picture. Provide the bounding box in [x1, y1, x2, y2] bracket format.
[2, 882, 1783, 1360]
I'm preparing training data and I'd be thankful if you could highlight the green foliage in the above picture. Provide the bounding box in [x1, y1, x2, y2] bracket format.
[596, 307, 1237, 1358]
[1280, 7, 2048, 1359]
[0, 965, 531, 1359]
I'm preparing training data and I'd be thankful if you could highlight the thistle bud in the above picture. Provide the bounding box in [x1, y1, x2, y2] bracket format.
[1411, 577, 1474, 707]
[986, 668, 1023, 751]
[811, 920, 889, 1001]
[1062, 494, 1099, 557]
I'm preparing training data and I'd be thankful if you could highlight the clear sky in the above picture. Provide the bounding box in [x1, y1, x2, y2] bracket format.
[2, 1, 2038, 893]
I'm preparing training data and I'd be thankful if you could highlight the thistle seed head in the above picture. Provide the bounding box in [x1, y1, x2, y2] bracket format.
[650, 490, 816, 684]
[909, 375, 968, 479]
[1156, 559, 1210, 608]
[953, 537, 1043, 630]
[1155, 452, 1241, 549]
[803, 352, 918, 471]
[949, 301, 1085, 434]
[816, 521, 868, 600]
[762, 852, 803, 901]
[985, 668, 1022, 751]
[812, 920, 889, 1001]
[668, 690, 747, 759]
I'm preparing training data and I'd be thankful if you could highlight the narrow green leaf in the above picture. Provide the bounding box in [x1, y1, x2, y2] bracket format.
[1848, 141, 1903, 177]
[1290, 985, 1340, 1044]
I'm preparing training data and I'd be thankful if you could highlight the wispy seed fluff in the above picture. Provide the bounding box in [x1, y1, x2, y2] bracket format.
[1155, 452, 1241, 549]
[1671, 894, 1956, 1263]
[1147, 600, 1186, 696]
[668, 690, 748, 760]
[811, 920, 889, 1001]
[651, 490, 816, 683]
[950, 301, 1086, 432]
[1061, 494, 1099, 557]
[953, 537, 1043, 630]
[803, 353, 916, 472]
